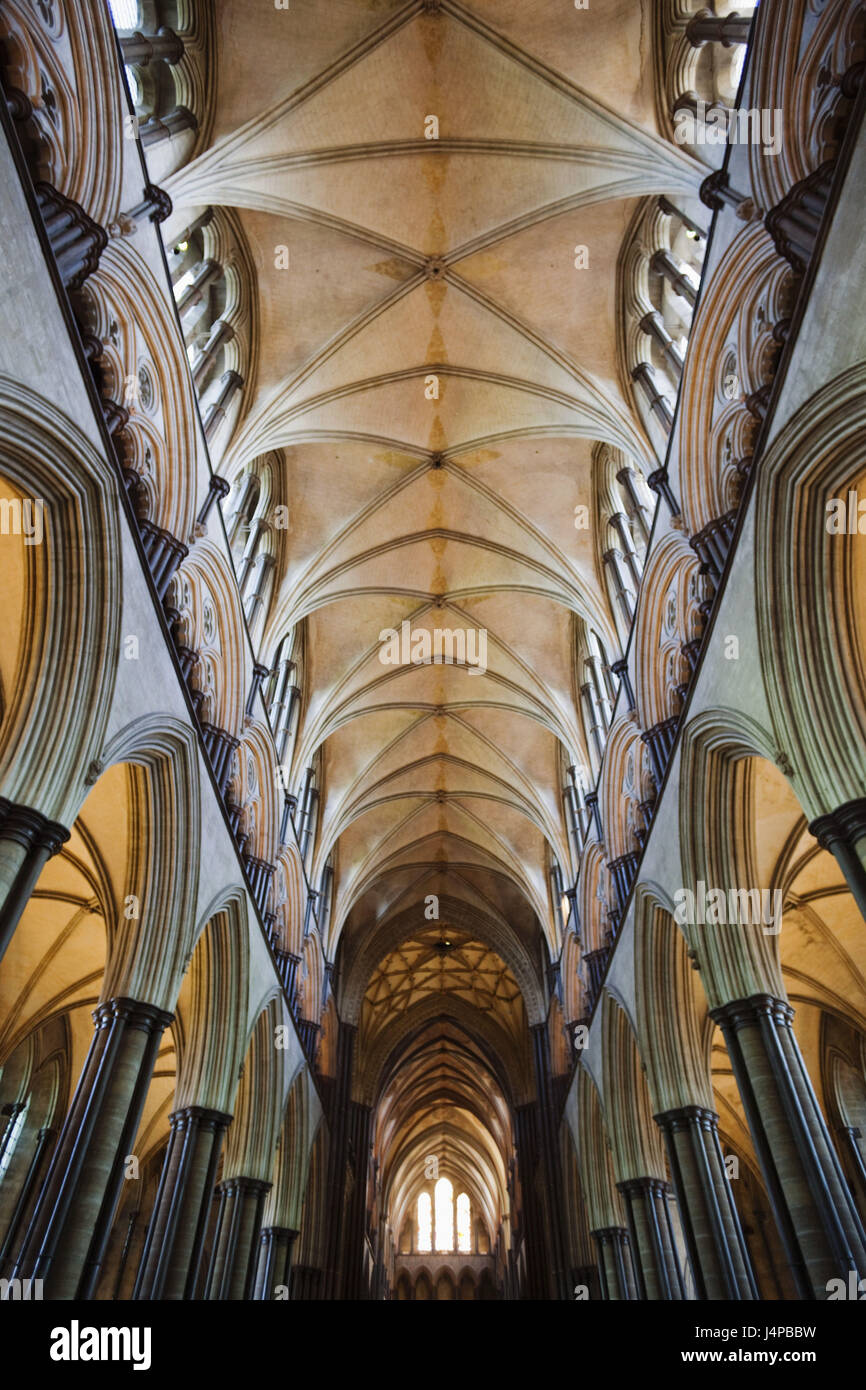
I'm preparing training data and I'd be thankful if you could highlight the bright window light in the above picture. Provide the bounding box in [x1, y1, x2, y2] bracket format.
[173, 268, 195, 299]
[434, 1176, 454, 1252]
[108, 0, 140, 30]
[0, 1100, 28, 1182]
[456, 1193, 472, 1253]
[417, 1192, 432, 1252]
[730, 46, 747, 94]
[124, 65, 143, 108]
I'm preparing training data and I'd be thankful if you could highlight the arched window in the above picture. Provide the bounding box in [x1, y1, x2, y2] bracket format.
[268, 631, 301, 765]
[456, 1192, 472, 1253]
[562, 747, 591, 870]
[0, 1097, 29, 1182]
[107, 0, 197, 164]
[434, 1176, 454, 1252]
[417, 1191, 432, 1253]
[577, 623, 616, 776]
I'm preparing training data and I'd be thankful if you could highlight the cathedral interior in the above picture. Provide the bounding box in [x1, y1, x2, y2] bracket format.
[1, 0, 866, 1310]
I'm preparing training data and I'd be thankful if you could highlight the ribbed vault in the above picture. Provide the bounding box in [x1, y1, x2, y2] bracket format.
[162, 0, 701, 1258]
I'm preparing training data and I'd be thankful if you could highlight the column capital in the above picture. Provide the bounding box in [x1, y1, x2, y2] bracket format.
[93, 997, 174, 1034]
[591, 1224, 631, 1242]
[809, 798, 866, 852]
[710, 994, 794, 1032]
[653, 1104, 719, 1133]
[616, 1175, 671, 1198]
[646, 468, 681, 516]
[700, 170, 755, 219]
[217, 1175, 273, 1197]
[168, 1105, 233, 1132]
[0, 797, 70, 856]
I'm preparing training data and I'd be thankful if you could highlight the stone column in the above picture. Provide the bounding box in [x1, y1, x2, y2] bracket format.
[133, 1106, 232, 1300]
[120, 27, 184, 65]
[650, 250, 697, 307]
[0, 798, 69, 963]
[686, 11, 752, 47]
[654, 1106, 757, 1300]
[140, 107, 197, 148]
[203, 370, 243, 441]
[253, 1226, 298, 1299]
[657, 197, 707, 241]
[809, 800, 866, 925]
[195, 473, 231, 530]
[34, 183, 107, 291]
[176, 258, 221, 317]
[322, 1022, 356, 1298]
[646, 467, 682, 518]
[602, 547, 636, 626]
[711, 995, 866, 1298]
[617, 1177, 685, 1300]
[640, 715, 680, 787]
[616, 466, 653, 545]
[192, 319, 234, 388]
[514, 1102, 547, 1299]
[592, 1226, 638, 1299]
[10, 997, 173, 1299]
[530, 1025, 570, 1300]
[342, 1103, 373, 1300]
[632, 363, 674, 433]
[640, 310, 684, 378]
[609, 514, 644, 589]
[205, 1176, 272, 1300]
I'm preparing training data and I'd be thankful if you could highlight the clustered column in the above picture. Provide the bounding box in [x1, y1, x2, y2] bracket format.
[654, 1106, 757, 1300]
[711, 995, 866, 1298]
[205, 1176, 272, 1300]
[10, 997, 173, 1299]
[134, 1105, 233, 1300]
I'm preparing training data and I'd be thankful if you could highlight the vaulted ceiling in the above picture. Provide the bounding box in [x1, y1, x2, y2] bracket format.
[163, 0, 701, 1223]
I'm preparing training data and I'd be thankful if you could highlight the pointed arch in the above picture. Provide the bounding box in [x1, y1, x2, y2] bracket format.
[173, 538, 248, 739]
[756, 362, 866, 814]
[223, 997, 296, 1183]
[678, 707, 786, 1008]
[633, 884, 714, 1115]
[174, 888, 250, 1114]
[599, 989, 667, 1182]
[0, 378, 121, 825]
[98, 715, 202, 1012]
[574, 1066, 626, 1232]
